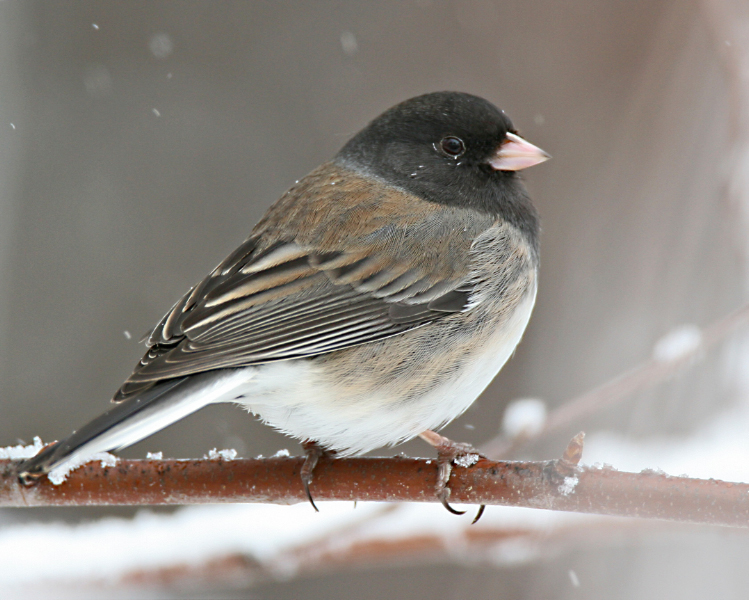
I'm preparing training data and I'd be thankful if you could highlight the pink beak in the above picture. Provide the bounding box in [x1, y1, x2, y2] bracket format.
[488, 132, 550, 172]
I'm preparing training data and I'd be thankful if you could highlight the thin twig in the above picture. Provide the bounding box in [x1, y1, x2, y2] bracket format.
[483, 303, 749, 458]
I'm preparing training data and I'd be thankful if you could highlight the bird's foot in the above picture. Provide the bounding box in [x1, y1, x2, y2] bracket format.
[419, 430, 486, 524]
[300, 440, 335, 512]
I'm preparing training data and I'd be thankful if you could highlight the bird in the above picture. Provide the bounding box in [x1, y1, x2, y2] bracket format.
[17, 91, 549, 513]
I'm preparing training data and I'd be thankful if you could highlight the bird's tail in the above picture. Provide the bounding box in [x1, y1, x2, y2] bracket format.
[16, 370, 248, 485]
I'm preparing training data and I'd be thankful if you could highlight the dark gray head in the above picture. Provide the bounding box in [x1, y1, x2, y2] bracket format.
[336, 91, 548, 250]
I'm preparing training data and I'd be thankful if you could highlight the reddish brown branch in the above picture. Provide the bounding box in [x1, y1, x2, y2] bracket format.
[2, 437, 748, 528]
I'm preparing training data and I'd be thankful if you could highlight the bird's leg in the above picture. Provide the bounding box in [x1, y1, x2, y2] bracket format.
[300, 440, 335, 512]
[419, 430, 486, 524]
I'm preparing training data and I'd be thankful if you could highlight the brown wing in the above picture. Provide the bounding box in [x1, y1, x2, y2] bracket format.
[115, 162, 494, 401]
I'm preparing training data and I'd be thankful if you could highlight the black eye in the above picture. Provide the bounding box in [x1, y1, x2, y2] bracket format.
[439, 136, 465, 157]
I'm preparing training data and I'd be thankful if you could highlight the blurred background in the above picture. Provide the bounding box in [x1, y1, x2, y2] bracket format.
[2, 0, 749, 598]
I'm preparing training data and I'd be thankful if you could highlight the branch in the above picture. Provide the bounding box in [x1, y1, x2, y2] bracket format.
[119, 519, 675, 589]
[484, 302, 749, 458]
[2, 435, 748, 528]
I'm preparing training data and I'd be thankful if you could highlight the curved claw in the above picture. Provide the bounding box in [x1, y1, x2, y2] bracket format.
[303, 479, 320, 513]
[420, 430, 487, 520]
[471, 504, 486, 524]
[440, 496, 467, 516]
[301, 440, 325, 512]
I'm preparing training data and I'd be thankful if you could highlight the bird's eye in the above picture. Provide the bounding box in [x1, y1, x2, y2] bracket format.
[439, 136, 465, 157]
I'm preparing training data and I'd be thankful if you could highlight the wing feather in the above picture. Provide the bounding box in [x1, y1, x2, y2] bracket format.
[114, 163, 496, 402]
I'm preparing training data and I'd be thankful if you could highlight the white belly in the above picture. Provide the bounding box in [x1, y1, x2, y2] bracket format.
[232, 285, 537, 455]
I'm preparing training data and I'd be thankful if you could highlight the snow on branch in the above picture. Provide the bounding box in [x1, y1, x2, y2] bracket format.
[2, 433, 748, 528]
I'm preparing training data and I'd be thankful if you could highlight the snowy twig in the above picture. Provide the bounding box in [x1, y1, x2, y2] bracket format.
[484, 302, 749, 458]
[2, 434, 749, 528]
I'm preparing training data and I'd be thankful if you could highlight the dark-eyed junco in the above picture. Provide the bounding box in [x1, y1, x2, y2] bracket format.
[17, 91, 548, 509]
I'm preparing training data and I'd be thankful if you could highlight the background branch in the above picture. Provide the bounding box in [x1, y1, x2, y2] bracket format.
[484, 302, 749, 458]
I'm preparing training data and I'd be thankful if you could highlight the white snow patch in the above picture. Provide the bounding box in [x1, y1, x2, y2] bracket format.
[273, 449, 291, 458]
[205, 448, 237, 461]
[0, 501, 597, 589]
[558, 476, 578, 496]
[640, 467, 667, 476]
[148, 32, 173, 59]
[145, 451, 163, 460]
[589, 462, 618, 471]
[569, 569, 580, 587]
[48, 452, 119, 486]
[652, 324, 702, 362]
[583, 402, 749, 482]
[0, 436, 44, 459]
[502, 397, 547, 438]
[454, 453, 480, 468]
[340, 31, 358, 55]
